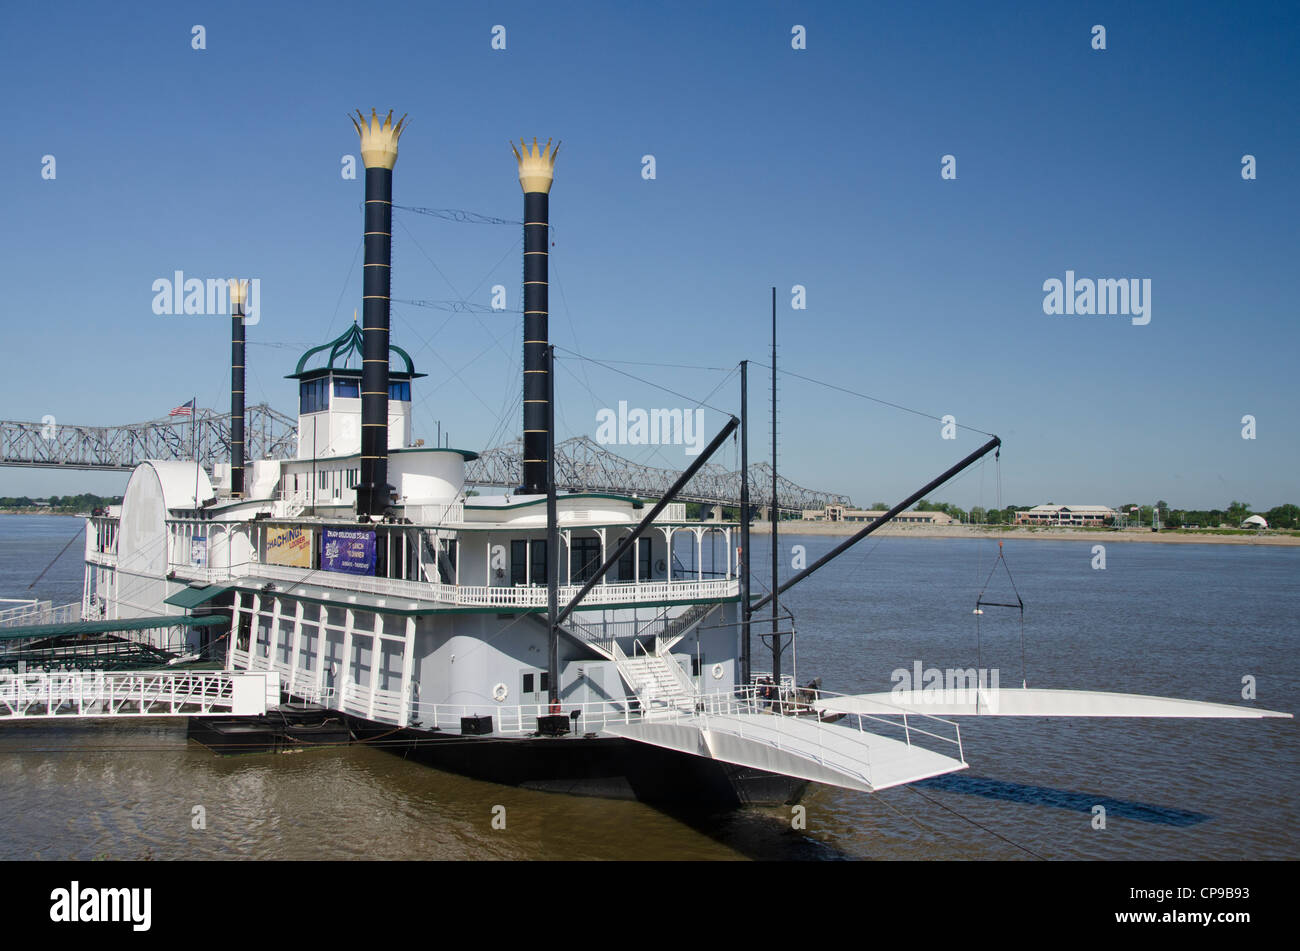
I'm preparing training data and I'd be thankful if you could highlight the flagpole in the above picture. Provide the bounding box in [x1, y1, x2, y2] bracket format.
[192, 395, 200, 517]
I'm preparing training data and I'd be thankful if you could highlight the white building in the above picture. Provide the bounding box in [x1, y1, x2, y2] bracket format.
[1015, 504, 1117, 527]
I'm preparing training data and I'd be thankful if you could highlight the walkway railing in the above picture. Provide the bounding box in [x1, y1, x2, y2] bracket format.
[0, 670, 274, 720]
[0, 600, 80, 629]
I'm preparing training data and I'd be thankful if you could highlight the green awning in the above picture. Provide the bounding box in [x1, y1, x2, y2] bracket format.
[0, 615, 229, 641]
[163, 585, 232, 609]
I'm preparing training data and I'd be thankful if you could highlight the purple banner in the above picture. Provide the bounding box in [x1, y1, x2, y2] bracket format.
[321, 528, 376, 575]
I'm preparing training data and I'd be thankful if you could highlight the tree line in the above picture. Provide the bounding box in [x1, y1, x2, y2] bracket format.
[0, 494, 123, 513]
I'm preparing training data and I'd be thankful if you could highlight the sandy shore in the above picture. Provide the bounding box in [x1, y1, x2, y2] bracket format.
[746, 523, 1300, 546]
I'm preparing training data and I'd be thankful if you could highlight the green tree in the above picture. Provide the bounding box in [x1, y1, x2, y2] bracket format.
[1265, 504, 1298, 529]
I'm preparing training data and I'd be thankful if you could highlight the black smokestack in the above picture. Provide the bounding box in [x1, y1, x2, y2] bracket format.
[351, 109, 407, 517]
[229, 278, 246, 498]
[512, 138, 558, 495]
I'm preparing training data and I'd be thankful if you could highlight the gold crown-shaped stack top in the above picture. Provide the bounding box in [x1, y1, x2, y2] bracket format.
[351, 109, 407, 169]
[228, 278, 247, 307]
[512, 137, 559, 193]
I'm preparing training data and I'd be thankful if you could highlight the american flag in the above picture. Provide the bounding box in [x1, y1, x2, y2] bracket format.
[169, 399, 195, 417]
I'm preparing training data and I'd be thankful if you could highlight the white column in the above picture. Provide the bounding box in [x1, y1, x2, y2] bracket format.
[695, 528, 703, 582]
[398, 616, 416, 727]
[563, 530, 572, 585]
[598, 528, 607, 585]
[313, 604, 329, 702]
[288, 599, 305, 695]
[486, 539, 491, 585]
[341, 608, 355, 711]
[367, 614, 383, 720]
[268, 596, 284, 669]
[229, 590, 242, 671]
[246, 593, 261, 670]
[664, 527, 673, 582]
[725, 528, 732, 578]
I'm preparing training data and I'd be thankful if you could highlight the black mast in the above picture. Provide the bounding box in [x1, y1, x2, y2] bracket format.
[350, 109, 407, 518]
[739, 359, 751, 686]
[770, 287, 781, 686]
[545, 345, 559, 705]
[513, 138, 559, 496]
[229, 280, 246, 498]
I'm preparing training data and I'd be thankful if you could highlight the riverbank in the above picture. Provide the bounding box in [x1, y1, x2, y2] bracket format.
[746, 522, 1300, 545]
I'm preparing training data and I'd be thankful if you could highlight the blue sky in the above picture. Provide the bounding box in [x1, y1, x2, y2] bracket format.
[1, 0, 1296, 510]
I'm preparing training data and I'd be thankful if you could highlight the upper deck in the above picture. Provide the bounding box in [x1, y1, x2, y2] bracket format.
[86, 499, 741, 612]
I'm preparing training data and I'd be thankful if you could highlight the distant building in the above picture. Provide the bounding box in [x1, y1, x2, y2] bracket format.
[1241, 515, 1268, 530]
[802, 505, 954, 525]
[1015, 504, 1116, 527]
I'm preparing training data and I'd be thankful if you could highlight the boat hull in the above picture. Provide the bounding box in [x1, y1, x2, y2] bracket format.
[345, 714, 810, 807]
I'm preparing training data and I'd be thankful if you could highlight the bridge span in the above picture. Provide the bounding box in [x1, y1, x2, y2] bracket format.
[0, 409, 851, 512]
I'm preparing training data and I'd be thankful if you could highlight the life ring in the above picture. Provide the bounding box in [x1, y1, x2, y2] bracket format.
[711, 663, 724, 680]
[492, 683, 508, 703]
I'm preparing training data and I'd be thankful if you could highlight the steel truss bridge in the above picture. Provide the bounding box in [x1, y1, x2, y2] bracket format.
[466, 437, 851, 513]
[0, 404, 297, 474]
[0, 410, 851, 512]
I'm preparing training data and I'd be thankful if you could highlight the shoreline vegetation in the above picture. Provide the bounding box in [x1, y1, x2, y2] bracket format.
[1, 509, 1296, 546]
[747, 522, 1300, 545]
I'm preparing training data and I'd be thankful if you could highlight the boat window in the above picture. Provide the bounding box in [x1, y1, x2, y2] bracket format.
[333, 378, 359, 398]
[299, 378, 328, 414]
[388, 380, 410, 402]
[570, 537, 601, 584]
[616, 537, 652, 581]
[530, 540, 546, 584]
[510, 540, 528, 585]
[522, 673, 534, 694]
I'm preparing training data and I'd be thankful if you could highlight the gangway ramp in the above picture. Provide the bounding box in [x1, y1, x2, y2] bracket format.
[0, 670, 278, 721]
[817, 688, 1294, 719]
[602, 703, 967, 793]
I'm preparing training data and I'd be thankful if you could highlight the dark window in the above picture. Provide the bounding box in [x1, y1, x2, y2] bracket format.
[512, 539, 548, 585]
[691, 655, 702, 676]
[531, 540, 546, 584]
[570, 537, 601, 584]
[388, 380, 411, 402]
[616, 537, 652, 581]
[436, 539, 457, 584]
[334, 378, 359, 398]
[510, 540, 528, 585]
[539, 672, 549, 693]
[299, 378, 328, 414]
[522, 673, 534, 694]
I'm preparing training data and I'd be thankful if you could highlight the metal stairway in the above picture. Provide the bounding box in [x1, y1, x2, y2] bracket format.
[653, 602, 718, 653]
[615, 650, 694, 713]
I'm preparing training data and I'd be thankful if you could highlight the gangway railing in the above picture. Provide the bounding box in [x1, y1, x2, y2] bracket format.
[0, 670, 275, 720]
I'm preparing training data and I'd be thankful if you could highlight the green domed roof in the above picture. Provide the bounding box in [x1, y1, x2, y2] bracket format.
[286, 322, 424, 379]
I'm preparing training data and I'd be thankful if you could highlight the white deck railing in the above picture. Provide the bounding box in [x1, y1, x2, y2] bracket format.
[0, 600, 80, 629]
[173, 559, 737, 609]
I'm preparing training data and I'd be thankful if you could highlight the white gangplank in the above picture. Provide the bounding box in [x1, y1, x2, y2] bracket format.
[816, 688, 1293, 719]
[602, 712, 967, 793]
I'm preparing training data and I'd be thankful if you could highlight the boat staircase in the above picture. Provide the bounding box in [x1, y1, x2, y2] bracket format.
[611, 642, 695, 714]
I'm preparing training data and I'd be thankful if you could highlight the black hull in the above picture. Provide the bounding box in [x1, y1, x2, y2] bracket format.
[346, 715, 809, 807]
